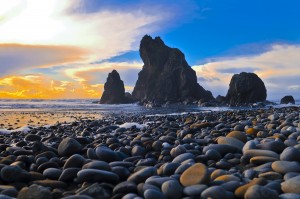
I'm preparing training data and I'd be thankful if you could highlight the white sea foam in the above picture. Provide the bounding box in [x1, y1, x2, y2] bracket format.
[119, 122, 147, 129]
[0, 125, 32, 134]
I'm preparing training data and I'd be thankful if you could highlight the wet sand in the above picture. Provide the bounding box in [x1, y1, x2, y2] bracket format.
[0, 111, 102, 130]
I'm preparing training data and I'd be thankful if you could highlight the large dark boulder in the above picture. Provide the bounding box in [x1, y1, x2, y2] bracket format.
[100, 70, 132, 104]
[132, 35, 214, 103]
[280, 95, 295, 104]
[225, 72, 267, 106]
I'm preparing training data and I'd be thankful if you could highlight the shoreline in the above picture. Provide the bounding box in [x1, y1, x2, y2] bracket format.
[0, 107, 299, 198]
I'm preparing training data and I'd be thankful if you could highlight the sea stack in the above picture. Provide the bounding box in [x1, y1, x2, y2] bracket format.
[100, 70, 131, 104]
[132, 35, 214, 104]
[280, 95, 295, 104]
[226, 72, 267, 106]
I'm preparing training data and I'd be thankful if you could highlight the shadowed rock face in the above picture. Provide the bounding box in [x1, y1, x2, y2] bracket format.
[226, 72, 267, 106]
[100, 70, 129, 104]
[132, 35, 214, 103]
[281, 95, 295, 104]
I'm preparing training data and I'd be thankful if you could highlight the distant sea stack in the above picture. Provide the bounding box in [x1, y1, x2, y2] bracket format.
[226, 72, 267, 106]
[280, 95, 295, 104]
[132, 35, 214, 104]
[100, 70, 132, 104]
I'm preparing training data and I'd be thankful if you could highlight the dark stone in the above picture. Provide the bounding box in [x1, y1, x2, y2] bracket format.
[244, 185, 279, 199]
[18, 184, 53, 199]
[113, 181, 137, 195]
[63, 154, 86, 169]
[58, 137, 82, 157]
[1, 165, 22, 182]
[25, 134, 42, 142]
[132, 35, 214, 103]
[58, 168, 80, 182]
[95, 146, 121, 162]
[32, 179, 67, 189]
[42, 168, 62, 180]
[144, 189, 165, 199]
[82, 161, 111, 171]
[281, 95, 295, 104]
[111, 166, 131, 181]
[100, 70, 132, 104]
[127, 167, 157, 184]
[76, 183, 110, 199]
[161, 180, 183, 199]
[77, 169, 119, 184]
[280, 147, 300, 162]
[225, 72, 267, 106]
[37, 162, 59, 173]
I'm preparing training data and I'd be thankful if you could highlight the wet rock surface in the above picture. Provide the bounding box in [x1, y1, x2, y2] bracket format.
[0, 107, 299, 198]
[226, 72, 267, 106]
[132, 35, 214, 104]
[100, 70, 132, 104]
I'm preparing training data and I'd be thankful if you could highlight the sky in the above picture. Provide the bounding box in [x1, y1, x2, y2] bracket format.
[0, 0, 300, 100]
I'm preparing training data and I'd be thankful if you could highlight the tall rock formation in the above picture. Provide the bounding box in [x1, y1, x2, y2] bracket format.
[225, 72, 267, 106]
[100, 70, 131, 104]
[132, 35, 214, 103]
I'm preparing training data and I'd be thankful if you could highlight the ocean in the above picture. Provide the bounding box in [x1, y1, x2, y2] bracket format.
[0, 99, 299, 113]
[0, 99, 298, 131]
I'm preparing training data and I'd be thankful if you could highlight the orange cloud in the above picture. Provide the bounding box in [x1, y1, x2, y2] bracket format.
[192, 44, 300, 99]
[0, 44, 89, 75]
[0, 74, 103, 99]
[64, 62, 142, 87]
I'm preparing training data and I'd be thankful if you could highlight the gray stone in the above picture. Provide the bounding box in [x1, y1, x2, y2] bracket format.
[183, 184, 207, 196]
[272, 161, 300, 174]
[63, 154, 85, 169]
[76, 183, 110, 199]
[58, 137, 82, 157]
[59, 168, 81, 182]
[127, 167, 157, 184]
[161, 180, 183, 199]
[17, 184, 53, 199]
[280, 147, 300, 162]
[113, 181, 137, 195]
[281, 175, 300, 194]
[201, 186, 228, 199]
[172, 153, 195, 163]
[77, 169, 119, 184]
[144, 189, 165, 199]
[279, 193, 300, 199]
[43, 168, 62, 180]
[244, 185, 278, 199]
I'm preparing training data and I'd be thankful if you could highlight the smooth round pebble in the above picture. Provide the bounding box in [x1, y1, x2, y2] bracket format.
[244, 185, 279, 199]
[180, 163, 209, 186]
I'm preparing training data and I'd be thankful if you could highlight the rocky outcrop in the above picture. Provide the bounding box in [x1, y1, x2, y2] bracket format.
[225, 72, 267, 106]
[280, 95, 295, 104]
[100, 70, 132, 104]
[132, 35, 214, 104]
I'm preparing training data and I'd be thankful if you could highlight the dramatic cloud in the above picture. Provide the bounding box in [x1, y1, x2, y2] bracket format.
[64, 62, 142, 86]
[193, 44, 300, 100]
[0, 74, 103, 99]
[0, 0, 173, 76]
[0, 44, 88, 75]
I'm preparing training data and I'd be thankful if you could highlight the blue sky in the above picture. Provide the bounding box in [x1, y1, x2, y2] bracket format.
[104, 0, 300, 64]
[0, 0, 300, 99]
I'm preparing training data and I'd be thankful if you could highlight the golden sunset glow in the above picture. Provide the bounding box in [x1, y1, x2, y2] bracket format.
[0, 75, 103, 99]
[0, 0, 300, 99]
[0, 0, 166, 99]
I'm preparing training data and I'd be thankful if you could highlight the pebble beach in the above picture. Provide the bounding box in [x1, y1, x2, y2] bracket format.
[0, 106, 299, 198]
